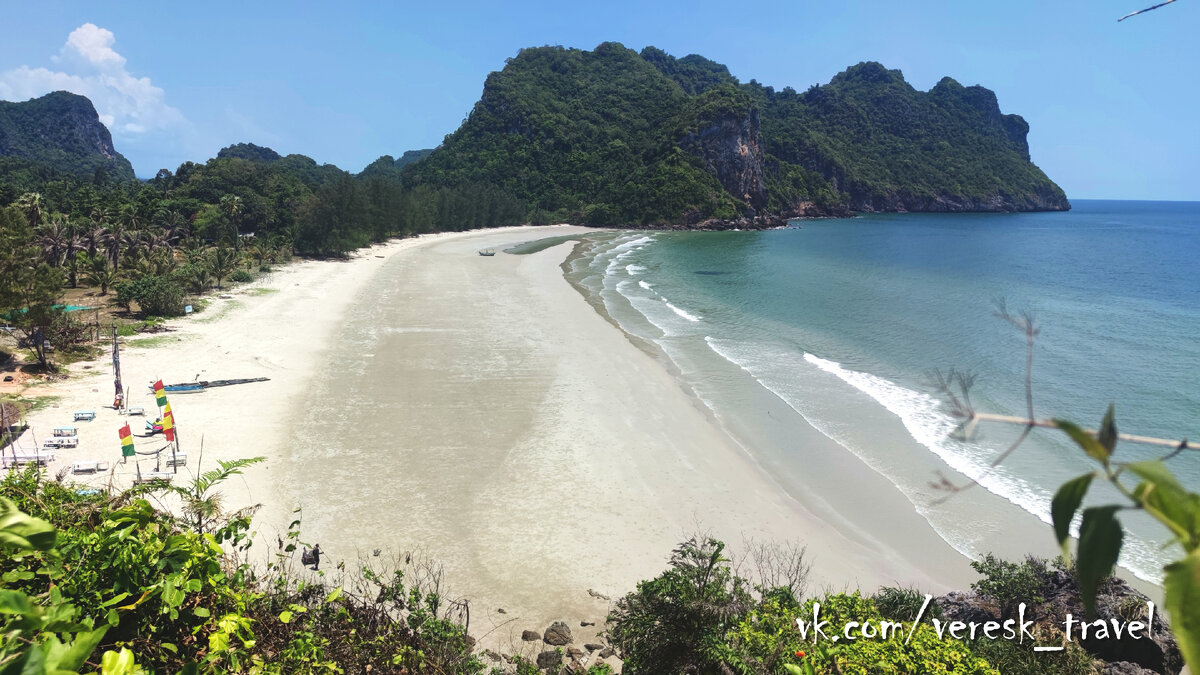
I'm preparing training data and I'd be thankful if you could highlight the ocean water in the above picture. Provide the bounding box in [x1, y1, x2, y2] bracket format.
[563, 200, 1200, 583]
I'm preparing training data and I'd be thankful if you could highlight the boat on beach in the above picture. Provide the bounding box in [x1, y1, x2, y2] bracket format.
[151, 377, 270, 393]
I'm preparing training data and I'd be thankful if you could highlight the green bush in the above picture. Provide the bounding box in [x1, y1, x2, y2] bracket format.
[970, 554, 1048, 619]
[230, 268, 254, 283]
[607, 537, 752, 674]
[114, 275, 186, 317]
[729, 592, 998, 675]
[873, 585, 944, 622]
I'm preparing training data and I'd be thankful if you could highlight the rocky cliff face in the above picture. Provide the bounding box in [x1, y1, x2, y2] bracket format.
[680, 107, 767, 212]
[0, 91, 135, 181]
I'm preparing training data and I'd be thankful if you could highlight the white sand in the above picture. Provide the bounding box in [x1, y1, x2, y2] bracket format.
[8, 225, 978, 655]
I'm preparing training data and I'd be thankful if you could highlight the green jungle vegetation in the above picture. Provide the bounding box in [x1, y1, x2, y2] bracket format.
[0, 466, 1116, 674]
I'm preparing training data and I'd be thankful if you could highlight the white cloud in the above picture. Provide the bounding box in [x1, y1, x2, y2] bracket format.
[58, 23, 126, 69]
[0, 23, 184, 136]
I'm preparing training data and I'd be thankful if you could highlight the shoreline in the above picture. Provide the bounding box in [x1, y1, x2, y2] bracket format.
[6, 223, 1156, 653]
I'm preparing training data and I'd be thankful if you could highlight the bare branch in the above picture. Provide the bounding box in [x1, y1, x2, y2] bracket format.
[961, 412, 1190, 452]
[1119, 0, 1180, 21]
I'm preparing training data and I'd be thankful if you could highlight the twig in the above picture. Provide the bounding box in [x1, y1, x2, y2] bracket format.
[1119, 0, 1180, 21]
[961, 412, 1190, 451]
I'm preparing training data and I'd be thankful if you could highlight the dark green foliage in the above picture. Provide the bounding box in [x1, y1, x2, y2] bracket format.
[114, 275, 186, 317]
[0, 464, 489, 673]
[963, 634, 1096, 675]
[402, 42, 741, 226]
[394, 148, 434, 169]
[872, 585, 944, 622]
[0, 92, 135, 182]
[970, 554, 1049, 618]
[402, 45, 1066, 226]
[0, 205, 63, 367]
[216, 142, 283, 162]
[607, 536, 753, 673]
[229, 268, 253, 283]
[751, 63, 1068, 212]
[640, 46, 738, 94]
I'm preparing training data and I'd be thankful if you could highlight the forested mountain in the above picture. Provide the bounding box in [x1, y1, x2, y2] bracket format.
[402, 43, 1068, 224]
[0, 92, 136, 186]
[0, 43, 1070, 261]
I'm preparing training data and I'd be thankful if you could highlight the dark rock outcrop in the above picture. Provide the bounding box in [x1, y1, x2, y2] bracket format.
[535, 649, 562, 669]
[543, 620, 573, 646]
[521, 629, 541, 641]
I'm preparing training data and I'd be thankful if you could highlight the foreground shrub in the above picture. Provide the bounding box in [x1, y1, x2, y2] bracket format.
[730, 592, 997, 675]
[0, 465, 487, 673]
[970, 554, 1048, 618]
[607, 536, 753, 673]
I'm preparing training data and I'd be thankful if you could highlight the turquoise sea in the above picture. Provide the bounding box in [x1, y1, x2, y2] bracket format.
[564, 200, 1200, 583]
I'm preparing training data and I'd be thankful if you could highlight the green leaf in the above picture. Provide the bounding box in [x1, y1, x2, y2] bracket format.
[0, 497, 57, 551]
[1098, 404, 1118, 455]
[278, 610, 293, 624]
[1051, 474, 1094, 555]
[0, 589, 35, 615]
[99, 647, 138, 674]
[1127, 461, 1185, 493]
[325, 587, 343, 603]
[1076, 506, 1123, 618]
[1055, 419, 1110, 465]
[1163, 549, 1200, 669]
[55, 626, 109, 671]
[192, 607, 210, 618]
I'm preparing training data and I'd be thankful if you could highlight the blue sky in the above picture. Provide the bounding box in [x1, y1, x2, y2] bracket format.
[1, 1, 1196, 200]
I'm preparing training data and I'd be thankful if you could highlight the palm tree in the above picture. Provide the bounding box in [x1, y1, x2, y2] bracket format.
[119, 228, 146, 269]
[89, 205, 112, 230]
[16, 192, 43, 228]
[82, 254, 120, 296]
[179, 237, 207, 267]
[208, 246, 239, 290]
[36, 219, 68, 267]
[219, 194, 243, 249]
[83, 226, 112, 259]
[248, 242, 270, 270]
[62, 224, 83, 289]
[186, 266, 212, 294]
[160, 209, 189, 243]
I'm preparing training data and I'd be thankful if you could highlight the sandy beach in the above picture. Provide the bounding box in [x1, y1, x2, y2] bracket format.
[7, 225, 979, 653]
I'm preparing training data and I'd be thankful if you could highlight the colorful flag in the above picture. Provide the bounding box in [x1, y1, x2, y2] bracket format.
[119, 424, 134, 457]
[153, 380, 167, 408]
[162, 409, 175, 443]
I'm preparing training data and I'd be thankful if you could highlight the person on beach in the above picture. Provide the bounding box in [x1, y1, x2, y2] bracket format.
[302, 544, 321, 570]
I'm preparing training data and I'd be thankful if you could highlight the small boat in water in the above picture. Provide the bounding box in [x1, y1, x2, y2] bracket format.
[478, 248, 495, 256]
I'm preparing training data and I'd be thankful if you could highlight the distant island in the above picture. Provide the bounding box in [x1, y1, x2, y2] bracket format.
[0, 43, 1068, 254]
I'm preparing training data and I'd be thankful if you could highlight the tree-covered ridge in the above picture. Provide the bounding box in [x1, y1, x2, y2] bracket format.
[750, 62, 1069, 212]
[402, 44, 1068, 224]
[0, 43, 1070, 257]
[402, 42, 748, 226]
[0, 91, 136, 183]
